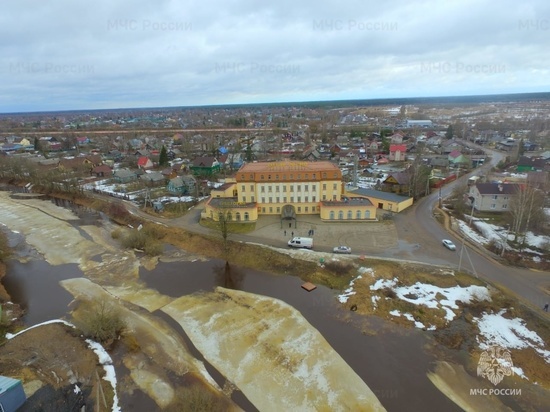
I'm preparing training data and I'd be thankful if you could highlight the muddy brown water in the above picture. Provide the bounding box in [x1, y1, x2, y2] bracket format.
[1, 198, 461, 412]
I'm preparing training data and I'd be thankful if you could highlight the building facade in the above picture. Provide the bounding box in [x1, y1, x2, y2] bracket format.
[203, 161, 377, 222]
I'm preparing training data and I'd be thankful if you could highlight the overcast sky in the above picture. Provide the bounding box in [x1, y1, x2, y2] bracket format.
[1, 0, 549, 113]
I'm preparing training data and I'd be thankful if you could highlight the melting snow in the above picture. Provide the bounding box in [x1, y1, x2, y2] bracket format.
[474, 310, 550, 364]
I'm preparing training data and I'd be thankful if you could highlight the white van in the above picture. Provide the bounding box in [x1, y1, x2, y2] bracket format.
[288, 237, 313, 249]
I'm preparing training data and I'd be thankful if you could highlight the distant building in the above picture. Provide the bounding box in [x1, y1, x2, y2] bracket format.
[406, 120, 433, 128]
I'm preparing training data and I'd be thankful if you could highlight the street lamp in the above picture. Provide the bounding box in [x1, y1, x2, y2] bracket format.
[467, 196, 475, 227]
[500, 224, 510, 257]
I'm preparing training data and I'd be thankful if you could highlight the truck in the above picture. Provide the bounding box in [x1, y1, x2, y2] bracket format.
[287, 237, 313, 249]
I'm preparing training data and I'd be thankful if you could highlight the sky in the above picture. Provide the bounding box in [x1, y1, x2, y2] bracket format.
[2, 0, 549, 113]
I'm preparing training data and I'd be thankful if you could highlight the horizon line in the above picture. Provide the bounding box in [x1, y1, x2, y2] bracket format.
[2, 90, 549, 116]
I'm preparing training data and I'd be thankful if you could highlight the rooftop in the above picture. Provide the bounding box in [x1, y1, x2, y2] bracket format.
[239, 160, 339, 173]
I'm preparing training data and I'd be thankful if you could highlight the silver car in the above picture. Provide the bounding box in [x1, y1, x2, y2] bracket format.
[442, 239, 456, 250]
[333, 245, 352, 254]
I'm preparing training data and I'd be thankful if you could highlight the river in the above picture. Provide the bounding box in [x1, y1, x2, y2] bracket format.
[0, 192, 463, 411]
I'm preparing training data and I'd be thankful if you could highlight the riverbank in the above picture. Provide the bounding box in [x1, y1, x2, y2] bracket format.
[0, 188, 549, 411]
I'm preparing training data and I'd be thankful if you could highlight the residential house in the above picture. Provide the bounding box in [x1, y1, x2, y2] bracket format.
[468, 183, 519, 212]
[141, 171, 165, 186]
[76, 136, 90, 146]
[137, 156, 154, 170]
[301, 146, 322, 161]
[113, 168, 137, 183]
[382, 171, 411, 194]
[516, 156, 546, 172]
[92, 164, 113, 178]
[448, 150, 470, 167]
[167, 175, 196, 195]
[390, 133, 404, 144]
[189, 156, 221, 176]
[389, 144, 407, 161]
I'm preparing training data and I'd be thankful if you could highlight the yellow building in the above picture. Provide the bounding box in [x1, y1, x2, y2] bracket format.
[203, 161, 378, 222]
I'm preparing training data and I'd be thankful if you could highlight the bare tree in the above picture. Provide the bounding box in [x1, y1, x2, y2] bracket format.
[508, 184, 545, 247]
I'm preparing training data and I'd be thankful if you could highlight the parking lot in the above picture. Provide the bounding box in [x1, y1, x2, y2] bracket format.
[248, 213, 399, 255]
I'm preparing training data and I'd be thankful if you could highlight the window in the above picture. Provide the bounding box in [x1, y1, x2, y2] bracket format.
[297, 185, 301, 191]
[312, 184, 316, 191]
[242, 196, 246, 202]
[262, 197, 265, 203]
[283, 197, 287, 203]
[262, 207, 266, 212]
[269, 207, 273, 212]
[276, 174, 279, 180]
[250, 185, 253, 191]
[305, 185, 309, 192]
[276, 186, 280, 192]
[365, 210, 370, 219]
[323, 183, 327, 190]
[236, 212, 241, 221]
[305, 196, 308, 202]
[290, 185, 294, 192]
[276, 197, 280, 203]
[250, 174, 253, 179]
[261, 186, 265, 193]
[298, 196, 301, 202]
[347, 210, 352, 219]
[283, 186, 286, 192]
[502, 204, 508, 209]
[333, 183, 337, 190]
[261, 175, 265, 180]
[356, 210, 361, 219]
[330, 211, 335, 220]
[313, 174, 316, 179]
[244, 212, 249, 221]
[333, 195, 337, 200]
[312, 196, 316, 202]
[322, 195, 326, 200]
[305, 206, 308, 212]
[241, 185, 245, 192]
[492, 195, 498, 200]
[490, 204, 496, 209]
[251, 196, 255, 202]
[297, 207, 301, 212]
[338, 211, 344, 220]
[323, 172, 327, 178]
[297, 174, 301, 179]
[268, 186, 272, 192]
[268, 175, 271, 180]
[291, 196, 294, 202]
[269, 197, 272, 203]
[276, 207, 280, 212]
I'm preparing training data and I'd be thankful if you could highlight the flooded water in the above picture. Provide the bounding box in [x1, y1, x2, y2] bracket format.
[1, 196, 462, 411]
[141, 259, 462, 412]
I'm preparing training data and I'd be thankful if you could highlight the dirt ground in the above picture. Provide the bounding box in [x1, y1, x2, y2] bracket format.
[0, 323, 107, 411]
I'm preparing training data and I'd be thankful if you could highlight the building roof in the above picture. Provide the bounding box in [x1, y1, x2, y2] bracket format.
[348, 188, 413, 203]
[321, 196, 374, 207]
[475, 182, 520, 195]
[192, 156, 218, 167]
[239, 160, 339, 173]
[0, 375, 21, 395]
[389, 144, 406, 152]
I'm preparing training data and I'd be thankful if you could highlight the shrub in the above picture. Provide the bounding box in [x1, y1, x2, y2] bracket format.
[81, 300, 125, 345]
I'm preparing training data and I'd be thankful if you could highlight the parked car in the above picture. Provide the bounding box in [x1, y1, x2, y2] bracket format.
[333, 245, 352, 254]
[288, 237, 313, 249]
[442, 239, 456, 250]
